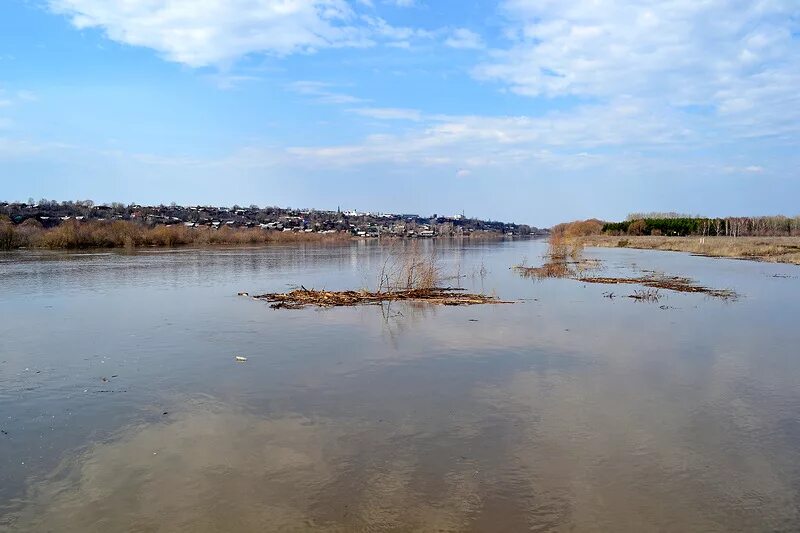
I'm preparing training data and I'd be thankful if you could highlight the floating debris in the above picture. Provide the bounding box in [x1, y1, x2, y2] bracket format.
[578, 275, 737, 300]
[251, 287, 511, 310]
[234, 356, 248, 362]
[516, 236, 738, 301]
[237, 292, 249, 296]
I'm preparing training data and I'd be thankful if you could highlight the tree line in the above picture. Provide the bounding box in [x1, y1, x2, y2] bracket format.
[548, 215, 800, 238]
[602, 216, 800, 237]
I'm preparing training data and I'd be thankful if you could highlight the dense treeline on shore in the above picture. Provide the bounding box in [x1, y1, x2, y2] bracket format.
[554, 214, 800, 238]
[0, 218, 351, 250]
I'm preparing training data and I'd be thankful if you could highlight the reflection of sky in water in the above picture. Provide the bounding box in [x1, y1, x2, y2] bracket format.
[1, 241, 799, 531]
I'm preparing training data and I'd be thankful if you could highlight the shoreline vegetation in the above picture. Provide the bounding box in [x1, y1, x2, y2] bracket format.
[0, 219, 352, 250]
[1, 199, 538, 251]
[577, 235, 800, 266]
[550, 215, 800, 266]
[0, 218, 509, 251]
[514, 232, 739, 300]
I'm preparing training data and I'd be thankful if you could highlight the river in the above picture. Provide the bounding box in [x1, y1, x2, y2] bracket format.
[1, 239, 799, 531]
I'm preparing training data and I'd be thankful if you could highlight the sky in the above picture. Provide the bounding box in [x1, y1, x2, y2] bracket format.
[0, 1, 798, 226]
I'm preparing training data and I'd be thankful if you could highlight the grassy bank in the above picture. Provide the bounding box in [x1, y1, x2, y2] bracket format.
[0, 219, 352, 250]
[0, 218, 510, 251]
[578, 235, 800, 265]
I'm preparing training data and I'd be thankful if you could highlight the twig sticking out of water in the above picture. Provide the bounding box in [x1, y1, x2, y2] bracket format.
[629, 288, 662, 303]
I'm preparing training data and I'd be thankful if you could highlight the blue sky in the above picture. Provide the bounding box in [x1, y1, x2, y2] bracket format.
[1, 0, 798, 225]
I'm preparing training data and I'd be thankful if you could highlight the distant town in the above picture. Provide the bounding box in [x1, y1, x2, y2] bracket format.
[1, 199, 544, 238]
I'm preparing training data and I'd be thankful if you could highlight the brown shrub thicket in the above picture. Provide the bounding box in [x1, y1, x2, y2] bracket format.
[0, 220, 351, 250]
[550, 219, 604, 238]
[627, 219, 647, 236]
[0, 222, 19, 250]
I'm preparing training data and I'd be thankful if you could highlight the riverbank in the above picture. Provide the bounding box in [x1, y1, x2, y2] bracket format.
[0, 219, 515, 250]
[0, 220, 353, 250]
[578, 235, 800, 265]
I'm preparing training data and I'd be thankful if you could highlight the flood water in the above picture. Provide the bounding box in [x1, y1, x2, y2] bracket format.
[1, 239, 799, 532]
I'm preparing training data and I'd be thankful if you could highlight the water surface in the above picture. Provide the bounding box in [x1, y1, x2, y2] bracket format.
[1, 240, 799, 531]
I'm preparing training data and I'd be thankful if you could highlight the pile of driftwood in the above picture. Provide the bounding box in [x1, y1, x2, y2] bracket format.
[578, 275, 737, 299]
[250, 287, 511, 309]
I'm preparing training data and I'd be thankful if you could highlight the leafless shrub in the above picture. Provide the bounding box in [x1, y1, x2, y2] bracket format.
[514, 231, 595, 280]
[376, 242, 441, 293]
[629, 288, 662, 302]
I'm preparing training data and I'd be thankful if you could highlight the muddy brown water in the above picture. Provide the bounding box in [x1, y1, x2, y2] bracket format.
[1, 240, 799, 532]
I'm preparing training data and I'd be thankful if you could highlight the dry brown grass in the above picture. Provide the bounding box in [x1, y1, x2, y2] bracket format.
[514, 232, 737, 300]
[514, 233, 599, 280]
[250, 244, 508, 309]
[578, 235, 800, 265]
[551, 219, 604, 238]
[579, 274, 737, 299]
[251, 287, 510, 309]
[0, 220, 351, 250]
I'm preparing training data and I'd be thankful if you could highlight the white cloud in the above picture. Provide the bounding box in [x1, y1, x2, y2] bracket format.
[474, 0, 800, 140]
[287, 80, 366, 104]
[360, 14, 435, 41]
[721, 164, 768, 175]
[350, 107, 421, 121]
[0, 138, 68, 158]
[286, 98, 690, 169]
[445, 28, 483, 50]
[478, 1, 798, 99]
[48, 0, 446, 68]
[48, 0, 371, 67]
[455, 168, 471, 178]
